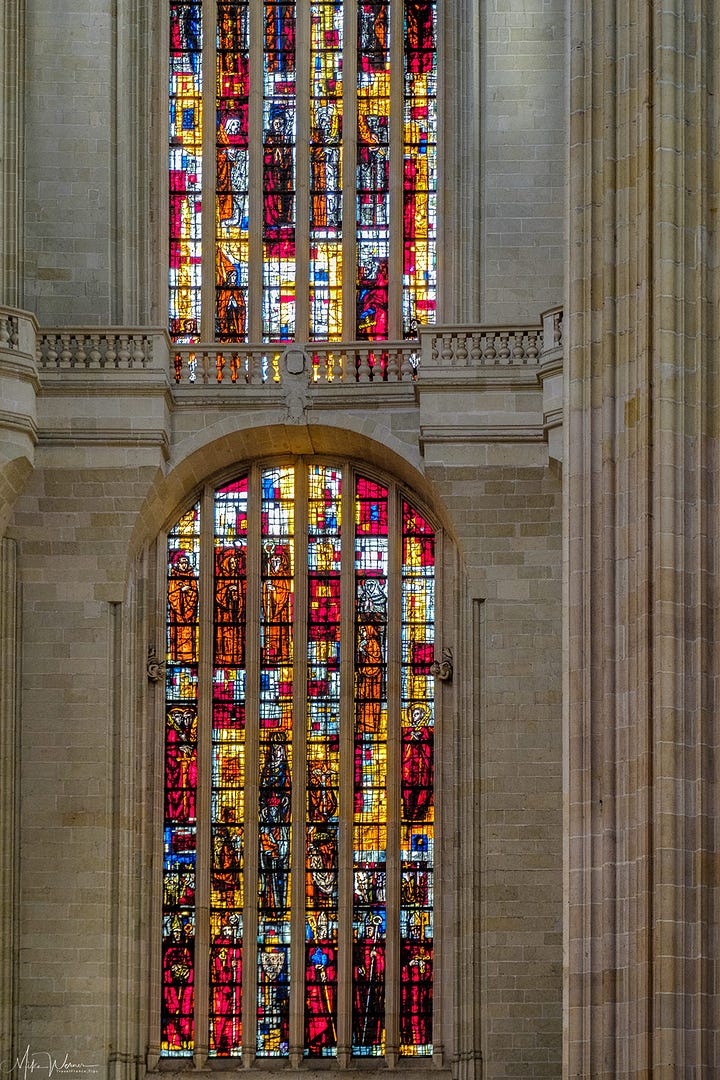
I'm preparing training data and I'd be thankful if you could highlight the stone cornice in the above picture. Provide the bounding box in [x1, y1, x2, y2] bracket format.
[36, 427, 170, 459]
[420, 424, 546, 445]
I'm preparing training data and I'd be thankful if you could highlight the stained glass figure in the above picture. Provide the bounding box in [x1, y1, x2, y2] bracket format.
[309, 1, 344, 340]
[399, 501, 434, 1055]
[162, 502, 201, 1055]
[262, 4, 296, 341]
[257, 467, 295, 1055]
[216, 0, 250, 340]
[304, 466, 342, 1054]
[402, 0, 437, 337]
[355, 2, 390, 341]
[352, 477, 389, 1055]
[169, 1, 203, 342]
[210, 478, 249, 1055]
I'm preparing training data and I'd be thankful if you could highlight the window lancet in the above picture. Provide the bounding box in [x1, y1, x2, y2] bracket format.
[168, 0, 437, 344]
[161, 462, 435, 1060]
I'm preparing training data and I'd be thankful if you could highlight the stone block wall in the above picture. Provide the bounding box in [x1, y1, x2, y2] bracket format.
[481, 0, 566, 323]
[23, 0, 114, 324]
[4, 373, 563, 1079]
[425, 450, 562, 1079]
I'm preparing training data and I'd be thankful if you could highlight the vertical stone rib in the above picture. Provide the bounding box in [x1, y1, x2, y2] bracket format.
[567, 0, 720, 1075]
[0, 538, 18, 1068]
[0, 0, 24, 306]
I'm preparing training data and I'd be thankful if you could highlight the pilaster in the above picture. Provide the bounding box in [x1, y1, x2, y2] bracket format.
[0, 537, 19, 1068]
[0, 0, 24, 306]
[566, 0, 720, 1075]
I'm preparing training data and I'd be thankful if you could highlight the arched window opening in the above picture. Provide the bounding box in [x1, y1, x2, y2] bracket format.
[161, 462, 436, 1060]
[168, 0, 437, 344]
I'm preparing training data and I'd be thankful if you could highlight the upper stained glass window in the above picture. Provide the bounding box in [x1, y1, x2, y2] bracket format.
[169, 0, 437, 344]
[161, 462, 436, 1060]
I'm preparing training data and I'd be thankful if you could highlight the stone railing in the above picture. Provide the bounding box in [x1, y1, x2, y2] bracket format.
[171, 341, 419, 385]
[35, 329, 159, 369]
[0, 314, 19, 351]
[419, 307, 563, 368]
[30, 306, 563, 384]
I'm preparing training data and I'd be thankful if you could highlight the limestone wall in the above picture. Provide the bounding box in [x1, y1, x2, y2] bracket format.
[1, 325, 564, 1080]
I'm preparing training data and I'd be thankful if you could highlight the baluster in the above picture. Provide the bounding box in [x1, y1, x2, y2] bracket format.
[74, 335, 87, 367]
[470, 332, 482, 366]
[357, 349, 372, 382]
[483, 331, 497, 361]
[0, 319, 9, 348]
[88, 335, 102, 367]
[117, 334, 131, 368]
[311, 351, 322, 383]
[385, 349, 399, 381]
[105, 335, 117, 367]
[318, 348, 330, 383]
[512, 333, 525, 361]
[249, 351, 263, 385]
[46, 335, 58, 367]
[455, 333, 468, 366]
[440, 333, 454, 365]
[131, 335, 146, 367]
[526, 332, 539, 361]
[498, 332, 510, 362]
[59, 334, 72, 368]
[400, 348, 415, 381]
[554, 312, 562, 348]
[9, 318, 18, 348]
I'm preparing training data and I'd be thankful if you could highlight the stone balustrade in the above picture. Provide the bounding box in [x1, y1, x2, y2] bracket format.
[22, 305, 563, 386]
[0, 313, 19, 351]
[35, 329, 159, 369]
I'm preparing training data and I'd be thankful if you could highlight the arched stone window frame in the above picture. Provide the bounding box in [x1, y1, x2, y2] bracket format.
[143, 454, 454, 1071]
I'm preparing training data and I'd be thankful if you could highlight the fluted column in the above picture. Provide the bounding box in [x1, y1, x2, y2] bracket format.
[566, 1, 720, 1075]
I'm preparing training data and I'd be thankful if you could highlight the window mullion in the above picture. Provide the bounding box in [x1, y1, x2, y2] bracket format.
[432, 528, 446, 1067]
[295, 8, 311, 340]
[290, 462, 309, 1063]
[341, 0, 358, 343]
[388, 0, 404, 341]
[202, 0, 218, 341]
[241, 464, 262, 1063]
[193, 485, 216, 1065]
[248, 0, 265, 341]
[337, 465, 356, 1064]
[384, 483, 401, 1065]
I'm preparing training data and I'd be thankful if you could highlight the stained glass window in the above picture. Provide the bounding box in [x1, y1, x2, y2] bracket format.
[161, 462, 436, 1059]
[168, 1, 437, 343]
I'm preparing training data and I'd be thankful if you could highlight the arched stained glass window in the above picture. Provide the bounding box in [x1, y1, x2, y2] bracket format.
[161, 462, 436, 1060]
[168, 0, 437, 344]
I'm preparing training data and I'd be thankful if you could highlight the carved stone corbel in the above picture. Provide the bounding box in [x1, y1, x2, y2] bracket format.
[147, 646, 166, 683]
[430, 647, 453, 682]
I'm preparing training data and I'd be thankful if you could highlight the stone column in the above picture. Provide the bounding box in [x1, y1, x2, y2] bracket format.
[566, 1, 720, 1075]
[0, 0, 24, 306]
[0, 538, 19, 1068]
